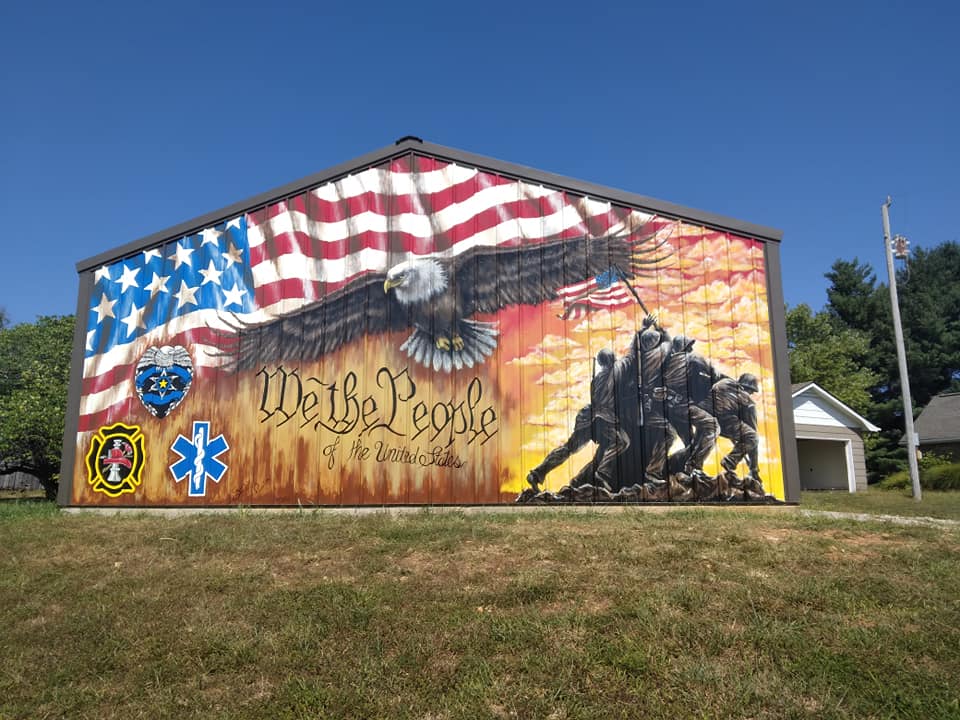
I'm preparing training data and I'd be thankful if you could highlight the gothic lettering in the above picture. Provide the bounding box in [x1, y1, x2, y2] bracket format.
[256, 366, 499, 456]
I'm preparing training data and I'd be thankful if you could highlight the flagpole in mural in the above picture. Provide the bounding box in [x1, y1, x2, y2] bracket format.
[619, 271, 650, 316]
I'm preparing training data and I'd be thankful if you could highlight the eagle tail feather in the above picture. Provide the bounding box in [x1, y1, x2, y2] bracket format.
[460, 320, 498, 354]
[399, 320, 499, 373]
[414, 336, 430, 368]
[464, 345, 479, 368]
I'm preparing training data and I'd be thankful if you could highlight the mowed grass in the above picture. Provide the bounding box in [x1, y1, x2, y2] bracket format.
[801, 488, 960, 521]
[1, 503, 958, 720]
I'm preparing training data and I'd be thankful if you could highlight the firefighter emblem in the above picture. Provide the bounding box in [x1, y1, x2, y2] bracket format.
[85, 422, 146, 497]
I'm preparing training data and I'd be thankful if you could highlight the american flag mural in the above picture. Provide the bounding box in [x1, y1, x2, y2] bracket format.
[80, 156, 667, 431]
[72, 150, 786, 506]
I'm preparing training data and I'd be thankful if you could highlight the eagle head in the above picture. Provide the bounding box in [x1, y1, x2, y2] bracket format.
[383, 258, 447, 305]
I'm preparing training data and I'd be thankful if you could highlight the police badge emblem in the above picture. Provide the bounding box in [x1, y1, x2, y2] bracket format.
[135, 346, 193, 418]
[85, 422, 146, 497]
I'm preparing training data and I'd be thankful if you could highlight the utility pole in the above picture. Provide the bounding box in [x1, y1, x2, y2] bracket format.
[881, 197, 921, 501]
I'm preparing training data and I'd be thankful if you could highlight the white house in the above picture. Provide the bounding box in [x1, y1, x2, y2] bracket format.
[792, 382, 879, 493]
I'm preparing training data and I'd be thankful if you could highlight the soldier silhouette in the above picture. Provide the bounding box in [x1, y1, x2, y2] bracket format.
[707, 372, 765, 498]
[634, 316, 675, 497]
[526, 348, 631, 492]
[655, 335, 722, 483]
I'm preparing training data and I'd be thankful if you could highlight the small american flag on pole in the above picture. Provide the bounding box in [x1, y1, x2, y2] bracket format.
[555, 267, 642, 319]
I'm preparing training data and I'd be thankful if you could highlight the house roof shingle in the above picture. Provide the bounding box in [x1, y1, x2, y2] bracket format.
[914, 392, 960, 444]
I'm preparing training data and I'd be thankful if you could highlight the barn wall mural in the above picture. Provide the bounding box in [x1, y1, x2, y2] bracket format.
[70, 153, 784, 506]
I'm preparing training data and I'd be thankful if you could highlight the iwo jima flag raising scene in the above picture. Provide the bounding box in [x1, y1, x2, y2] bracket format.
[60, 138, 798, 507]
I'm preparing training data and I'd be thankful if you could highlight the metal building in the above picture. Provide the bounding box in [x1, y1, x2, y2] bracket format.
[59, 138, 800, 507]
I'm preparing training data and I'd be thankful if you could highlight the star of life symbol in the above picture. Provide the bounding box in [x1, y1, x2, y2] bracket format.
[169, 421, 229, 497]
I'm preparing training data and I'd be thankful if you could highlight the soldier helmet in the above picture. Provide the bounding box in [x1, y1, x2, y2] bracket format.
[596, 348, 615, 368]
[738, 373, 759, 393]
[671, 334, 695, 353]
[639, 327, 661, 352]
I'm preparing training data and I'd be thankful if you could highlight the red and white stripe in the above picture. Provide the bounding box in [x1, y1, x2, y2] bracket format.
[244, 156, 641, 315]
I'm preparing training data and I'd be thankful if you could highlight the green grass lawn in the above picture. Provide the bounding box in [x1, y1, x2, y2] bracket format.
[801, 488, 960, 521]
[1, 502, 958, 719]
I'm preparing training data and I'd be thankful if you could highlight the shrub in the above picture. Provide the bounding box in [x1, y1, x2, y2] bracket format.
[878, 463, 960, 491]
[924, 463, 960, 491]
[879, 470, 910, 490]
[919, 449, 953, 472]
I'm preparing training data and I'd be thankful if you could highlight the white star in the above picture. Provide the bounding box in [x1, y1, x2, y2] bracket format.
[143, 248, 162, 263]
[169, 241, 194, 270]
[199, 260, 223, 286]
[221, 282, 246, 308]
[120, 302, 147, 336]
[200, 227, 223, 246]
[226, 217, 242, 230]
[85, 329, 96, 352]
[94, 265, 112, 284]
[92, 294, 116, 323]
[145, 272, 170, 297]
[223, 242, 244, 269]
[116, 264, 140, 293]
[174, 280, 200, 308]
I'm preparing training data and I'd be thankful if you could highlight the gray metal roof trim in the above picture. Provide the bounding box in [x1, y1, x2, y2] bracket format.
[76, 137, 783, 273]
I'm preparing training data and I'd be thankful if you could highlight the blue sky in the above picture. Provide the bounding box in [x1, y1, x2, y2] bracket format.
[1, 0, 956, 325]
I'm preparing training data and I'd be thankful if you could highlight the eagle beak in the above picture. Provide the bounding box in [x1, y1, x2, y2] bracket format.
[384, 277, 400, 293]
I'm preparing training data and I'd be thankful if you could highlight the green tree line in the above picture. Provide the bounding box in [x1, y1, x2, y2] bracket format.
[0, 313, 74, 499]
[787, 241, 960, 481]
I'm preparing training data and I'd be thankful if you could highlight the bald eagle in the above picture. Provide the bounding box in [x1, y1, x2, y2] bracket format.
[223, 231, 668, 373]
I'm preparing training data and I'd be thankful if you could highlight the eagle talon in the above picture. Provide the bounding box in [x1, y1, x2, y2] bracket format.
[436, 336, 451, 351]
[452, 334, 464, 351]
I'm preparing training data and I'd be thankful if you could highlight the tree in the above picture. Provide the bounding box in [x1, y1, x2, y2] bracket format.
[820, 242, 960, 482]
[785, 303, 879, 417]
[893, 243, 960, 408]
[786, 300, 899, 483]
[825, 258, 883, 334]
[0, 315, 75, 500]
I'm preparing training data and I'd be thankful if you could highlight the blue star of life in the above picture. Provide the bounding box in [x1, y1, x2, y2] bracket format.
[169, 421, 229, 497]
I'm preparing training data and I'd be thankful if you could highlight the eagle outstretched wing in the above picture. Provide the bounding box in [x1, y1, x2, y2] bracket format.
[219, 271, 412, 371]
[454, 229, 669, 315]
[219, 228, 670, 373]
